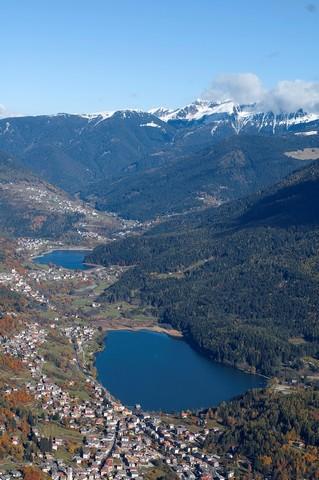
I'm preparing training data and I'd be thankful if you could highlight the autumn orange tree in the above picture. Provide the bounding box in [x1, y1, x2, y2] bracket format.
[23, 466, 45, 480]
[5, 389, 33, 407]
[0, 315, 20, 335]
[0, 432, 23, 460]
[0, 353, 24, 372]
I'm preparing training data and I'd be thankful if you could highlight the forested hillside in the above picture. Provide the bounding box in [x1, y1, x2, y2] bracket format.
[87, 161, 319, 376]
[0, 112, 177, 191]
[205, 388, 319, 478]
[85, 134, 319, 219]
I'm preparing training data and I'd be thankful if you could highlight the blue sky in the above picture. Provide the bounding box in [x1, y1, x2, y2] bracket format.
[0, 0, 318, 115]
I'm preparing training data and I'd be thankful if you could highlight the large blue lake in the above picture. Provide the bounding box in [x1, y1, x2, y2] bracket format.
[34, 249, 92, 270]
[96, 329, 266, 412]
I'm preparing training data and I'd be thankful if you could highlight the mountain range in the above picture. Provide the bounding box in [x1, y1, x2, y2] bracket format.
[150, 99, 319, 134]
[0, 101, 319, 200]
[0, 99, 318, 224]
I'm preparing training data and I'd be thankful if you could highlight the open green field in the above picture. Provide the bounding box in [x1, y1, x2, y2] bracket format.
[39, 422, 83, 442]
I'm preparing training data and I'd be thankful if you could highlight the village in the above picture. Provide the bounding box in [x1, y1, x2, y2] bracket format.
[0, 242, 237, 480]
[0, 269, 52, 307]
[0, 320, 235, 480]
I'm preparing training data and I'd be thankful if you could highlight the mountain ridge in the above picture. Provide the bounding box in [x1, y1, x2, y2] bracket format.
[84, 134, 319, 220]
[3, 99, 318, 133]
[1, 100, 318, 223]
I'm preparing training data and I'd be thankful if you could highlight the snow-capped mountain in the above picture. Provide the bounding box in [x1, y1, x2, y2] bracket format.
[2, 99, 318, 138]
[150, 99, 241, 122]
[0, 100, 318, 200]
[149, 99, 319, 136]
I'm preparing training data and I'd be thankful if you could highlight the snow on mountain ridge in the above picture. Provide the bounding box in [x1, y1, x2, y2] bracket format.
[149, 100, 319, 135]
[1, 101, 318, 136]
[78, 111, 115, 121]
[149, 100, 256, 122]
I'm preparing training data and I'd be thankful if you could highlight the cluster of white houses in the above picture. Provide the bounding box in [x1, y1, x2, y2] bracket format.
[0, 321, 236, 480]
[16, 237, 52, 254]
[0, 269, 52, 307]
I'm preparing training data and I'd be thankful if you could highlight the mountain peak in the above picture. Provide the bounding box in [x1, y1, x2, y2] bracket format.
[149, 99, 255, 123]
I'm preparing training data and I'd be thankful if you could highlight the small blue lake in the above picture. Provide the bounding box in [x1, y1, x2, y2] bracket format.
[34, 249, 92, 270]
[96, 329, 266, 412]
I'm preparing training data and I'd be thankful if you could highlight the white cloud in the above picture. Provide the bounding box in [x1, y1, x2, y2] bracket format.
[204, 73, 319, 113]
[0, 104, 8, 118]
[262, 80, 319, 113]
[0, 104, 18, 118]
[0, 104, 23, 119]
[204, 73, 265, 104]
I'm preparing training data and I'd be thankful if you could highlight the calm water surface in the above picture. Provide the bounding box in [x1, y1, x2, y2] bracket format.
[96, 330, 266, 412]
[34, 249, 92, 270]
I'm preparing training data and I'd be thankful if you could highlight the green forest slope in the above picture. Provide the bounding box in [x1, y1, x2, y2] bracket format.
[87, 161, 319, 375]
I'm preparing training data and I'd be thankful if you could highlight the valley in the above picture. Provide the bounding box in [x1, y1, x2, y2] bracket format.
[2, 2, 319, 478]
[0, 101, 319, 479]
[0, 217, 318, 479]
[1, 103, 319, 222]
[0, 239, 263, 480]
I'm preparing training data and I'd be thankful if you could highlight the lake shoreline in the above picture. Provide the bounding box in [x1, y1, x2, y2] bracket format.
[97, 323, 269, 381]
[183, 331, 271, 381]
[32, 245, 92, 261]
[98, 318, 269, 380]
[98, 322, 183, 339]
[32, 248, 105, 273]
